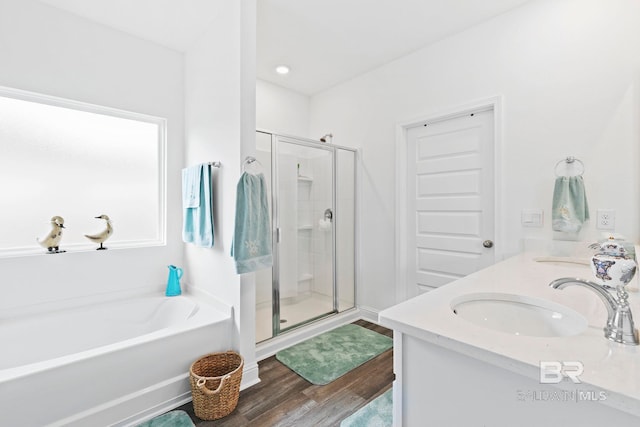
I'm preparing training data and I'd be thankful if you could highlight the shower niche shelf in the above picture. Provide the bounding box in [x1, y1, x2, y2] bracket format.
[298, 273, 313, 282]
[298, 225, 313, 230]
[297, 176, 313, 182]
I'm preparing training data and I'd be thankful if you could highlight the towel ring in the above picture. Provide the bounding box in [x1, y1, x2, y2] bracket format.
[242, 156, 263, 173]
[554, 156, 584, 177]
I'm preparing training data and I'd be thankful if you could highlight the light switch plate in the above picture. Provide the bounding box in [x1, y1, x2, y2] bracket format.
[522, 209, 543, 227]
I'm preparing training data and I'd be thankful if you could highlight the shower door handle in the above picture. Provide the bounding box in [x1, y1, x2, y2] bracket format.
[275, 228, 281, 243]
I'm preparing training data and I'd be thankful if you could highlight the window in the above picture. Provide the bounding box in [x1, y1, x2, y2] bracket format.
[0, 86, 166, 256]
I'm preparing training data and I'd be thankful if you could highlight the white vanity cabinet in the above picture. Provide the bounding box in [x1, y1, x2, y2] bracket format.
[379, 254, 640, 426]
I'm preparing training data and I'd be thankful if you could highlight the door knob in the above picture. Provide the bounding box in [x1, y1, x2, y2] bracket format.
[483, 240, 494, 248]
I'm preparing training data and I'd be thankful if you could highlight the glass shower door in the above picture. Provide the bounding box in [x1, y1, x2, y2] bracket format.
[254, 130, 356, 343]
[274, 137, 336, 333]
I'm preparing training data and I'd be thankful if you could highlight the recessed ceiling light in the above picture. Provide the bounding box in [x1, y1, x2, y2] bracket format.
[275, 65, 290, 75]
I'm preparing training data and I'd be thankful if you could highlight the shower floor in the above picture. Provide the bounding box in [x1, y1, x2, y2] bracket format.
[256, 292, 352, 343]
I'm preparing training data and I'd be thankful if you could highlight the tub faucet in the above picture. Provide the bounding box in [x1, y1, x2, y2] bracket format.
[549, 277, 639, 345]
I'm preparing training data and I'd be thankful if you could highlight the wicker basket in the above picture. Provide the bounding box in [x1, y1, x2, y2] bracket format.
[189, 351, 244, 420]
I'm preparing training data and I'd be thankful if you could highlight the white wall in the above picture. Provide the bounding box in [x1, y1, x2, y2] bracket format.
[1, 0, 259, 391]
[308, 0, 640, 311]
[0, 0, 184, 312]
[257, 79, 310, 137]
[184, 0, 259, 386]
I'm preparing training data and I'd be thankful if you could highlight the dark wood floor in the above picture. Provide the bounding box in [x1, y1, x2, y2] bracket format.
[177, 320, 393, 426]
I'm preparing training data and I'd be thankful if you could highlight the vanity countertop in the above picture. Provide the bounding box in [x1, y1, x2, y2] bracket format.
[379, 252, 640, 417]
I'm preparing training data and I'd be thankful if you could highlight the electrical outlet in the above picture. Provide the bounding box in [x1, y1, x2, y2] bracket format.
[596, 209, 615, 230]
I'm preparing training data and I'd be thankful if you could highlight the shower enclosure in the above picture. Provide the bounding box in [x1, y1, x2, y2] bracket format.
[255, 131, 357, 342]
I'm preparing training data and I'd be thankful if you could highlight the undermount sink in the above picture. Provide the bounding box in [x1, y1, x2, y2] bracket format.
[451, 293, 588, 337]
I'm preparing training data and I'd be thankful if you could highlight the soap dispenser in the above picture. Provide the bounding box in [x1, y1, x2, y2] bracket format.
[591, 238, 637, 288]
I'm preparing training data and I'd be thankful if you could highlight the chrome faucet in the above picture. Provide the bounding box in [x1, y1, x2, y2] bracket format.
[549, 277, 639, 345]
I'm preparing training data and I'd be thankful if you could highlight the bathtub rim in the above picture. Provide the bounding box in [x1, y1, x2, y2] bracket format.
[0, 291, 231, 383]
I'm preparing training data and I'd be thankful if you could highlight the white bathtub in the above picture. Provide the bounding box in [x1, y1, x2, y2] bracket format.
[0, 292, 232, 427]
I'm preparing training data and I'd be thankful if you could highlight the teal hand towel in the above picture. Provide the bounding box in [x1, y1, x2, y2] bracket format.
[231, 172, 272, 274]
[182, 164, 214, 248]
[552, 176, 589, 232]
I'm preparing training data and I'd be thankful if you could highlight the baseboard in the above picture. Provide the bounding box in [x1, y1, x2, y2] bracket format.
[240, 360, 261, 390]
[357, 305, 380, 323]
[255, 308, 381, 361]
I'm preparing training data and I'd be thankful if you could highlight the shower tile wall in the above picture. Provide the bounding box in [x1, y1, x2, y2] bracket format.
[296, 159, 313, 296]
[310, 155, 333, 300]
[279, 155, 299, 299]
[253, 149, 326, 309]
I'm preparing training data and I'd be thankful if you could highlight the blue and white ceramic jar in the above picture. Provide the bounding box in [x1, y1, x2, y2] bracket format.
[591, 238, 637, 288]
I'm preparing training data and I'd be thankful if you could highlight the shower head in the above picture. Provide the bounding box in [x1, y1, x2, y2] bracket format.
[320, 133, 333, 143]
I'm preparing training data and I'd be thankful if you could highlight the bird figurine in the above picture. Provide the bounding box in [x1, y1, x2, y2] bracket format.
[84, 214, 113, 250]
[37, 216, 66, 254]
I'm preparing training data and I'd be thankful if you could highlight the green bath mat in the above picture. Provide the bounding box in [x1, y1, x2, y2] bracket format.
[137, 410, 195, 427]
[341, 388, 393, 427]
[275, 323, 393, 385]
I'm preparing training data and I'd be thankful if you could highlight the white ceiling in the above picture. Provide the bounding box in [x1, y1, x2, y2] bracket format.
[40, 0, 532, 95]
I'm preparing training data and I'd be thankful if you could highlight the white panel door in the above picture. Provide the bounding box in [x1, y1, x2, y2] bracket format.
[407, 109, 495, 294]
